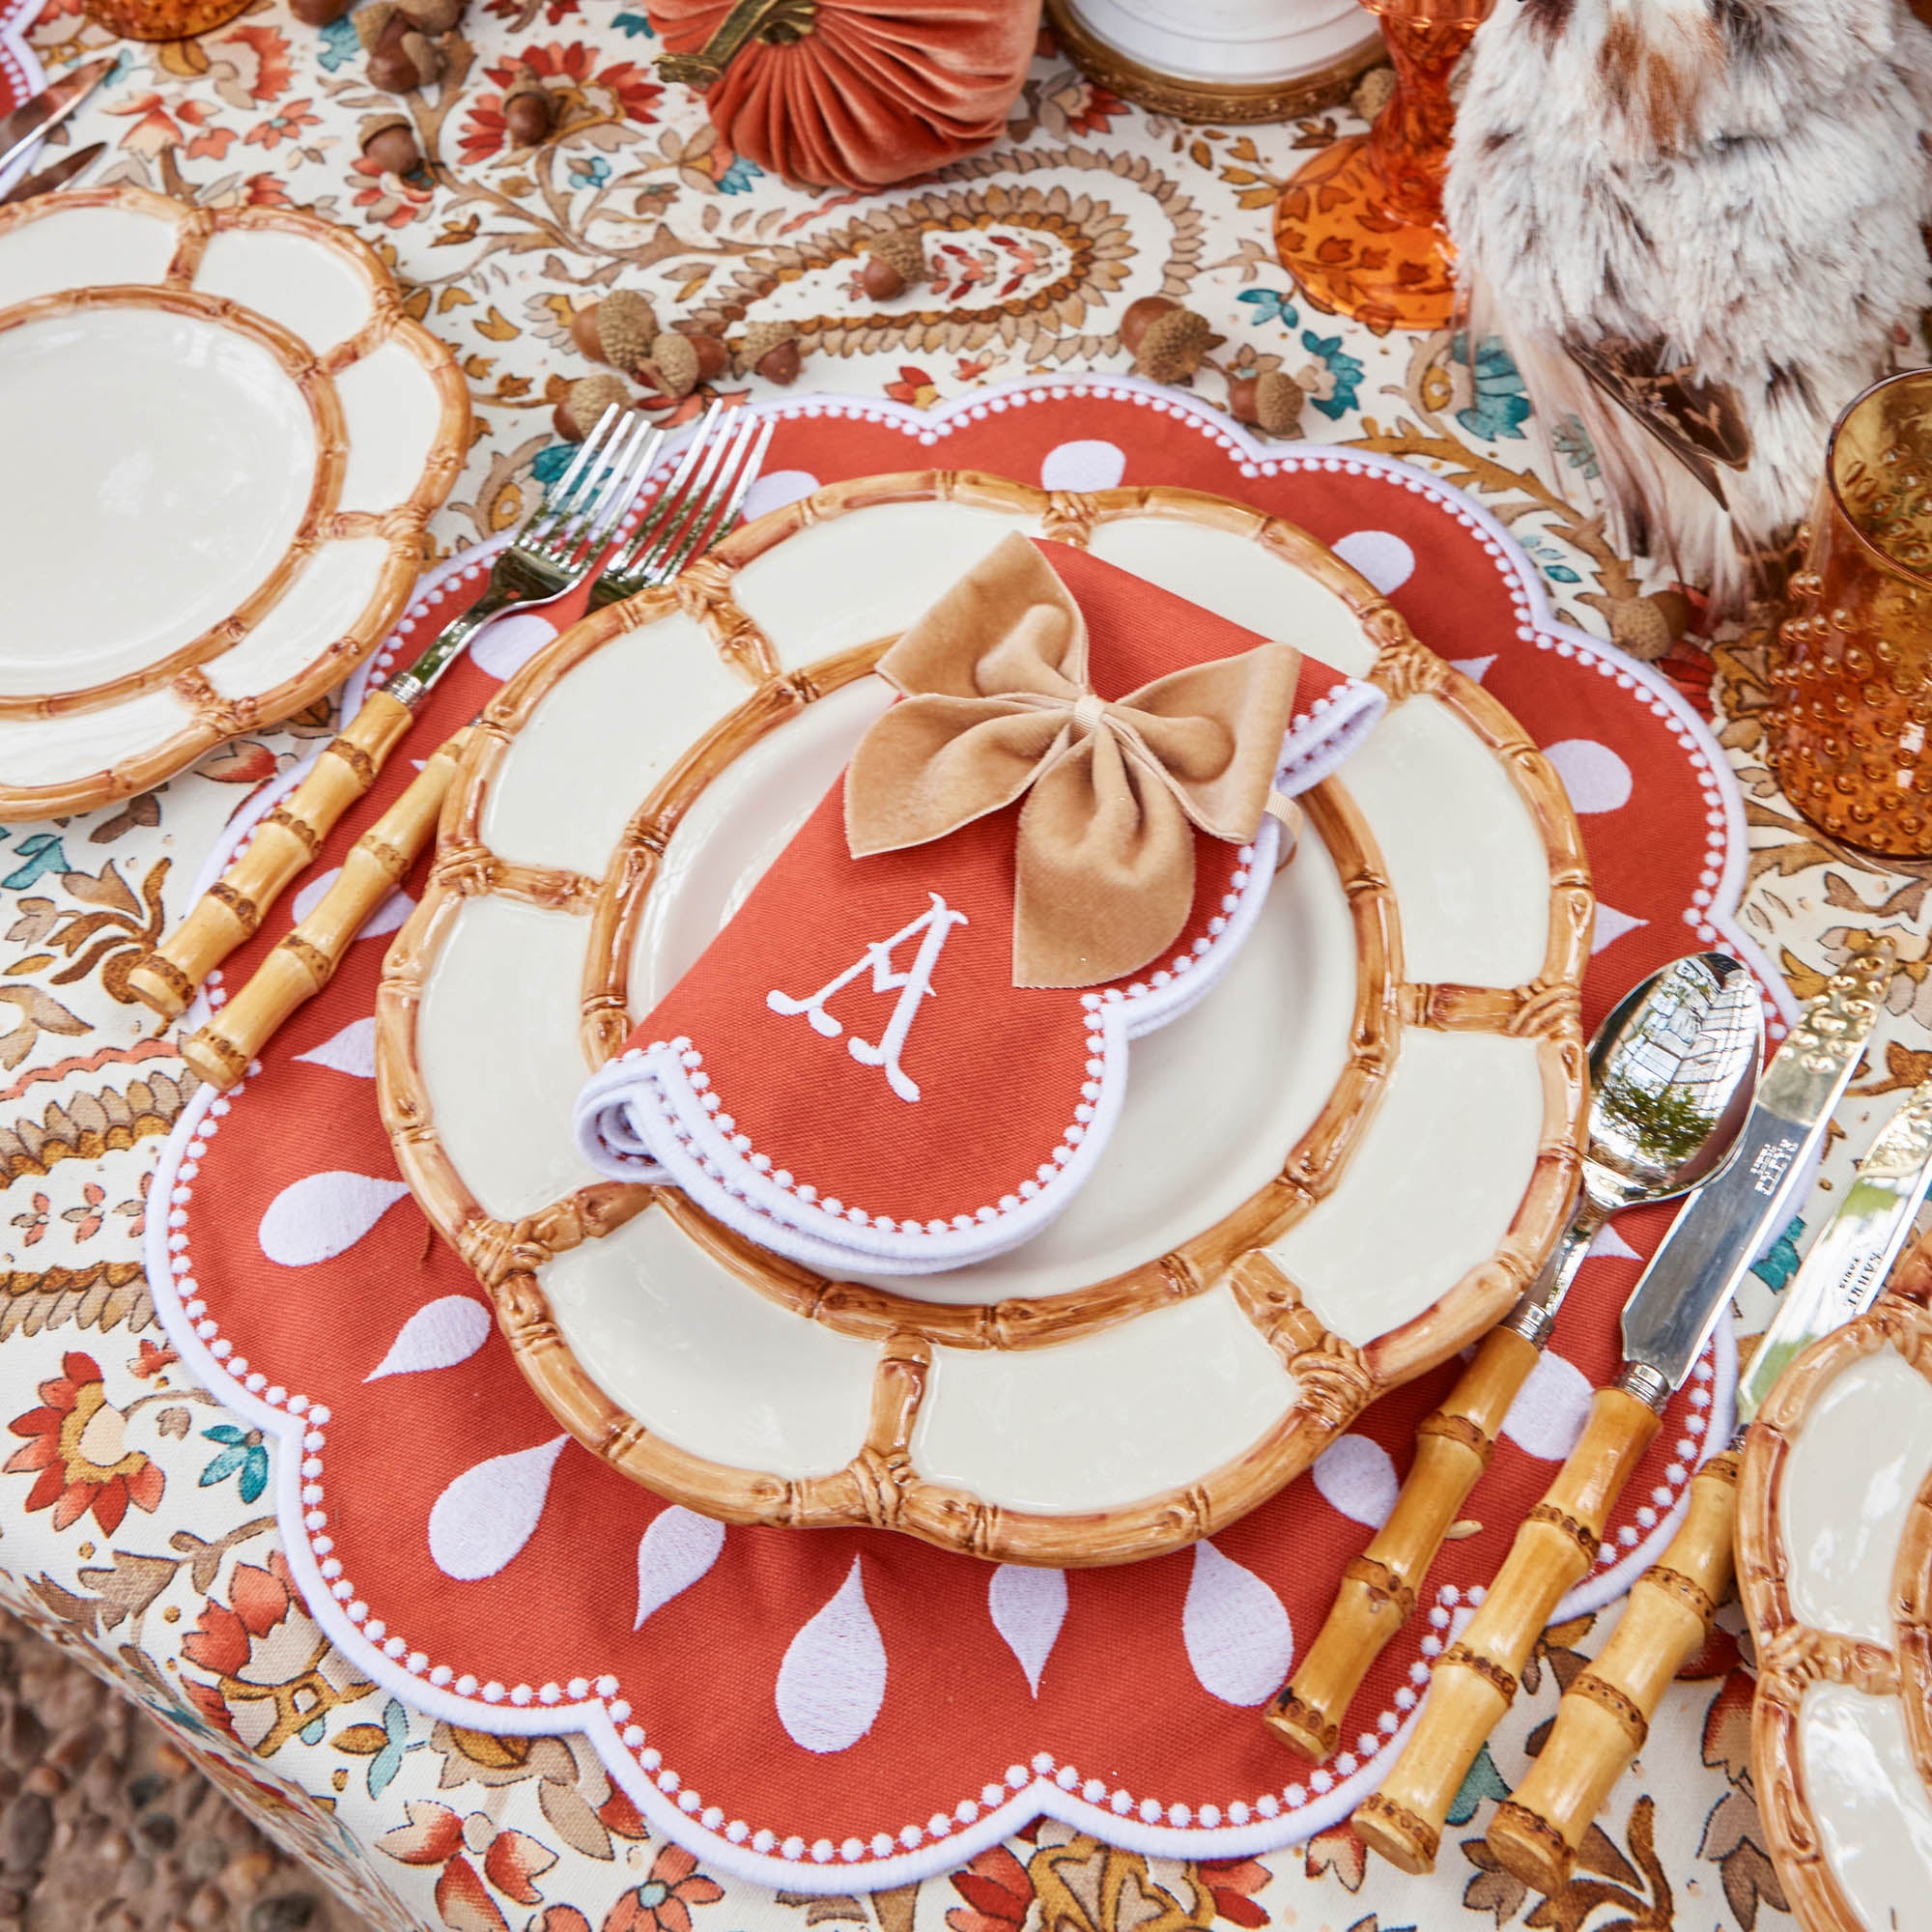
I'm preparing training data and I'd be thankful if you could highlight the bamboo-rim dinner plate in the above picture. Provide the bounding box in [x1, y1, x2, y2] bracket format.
[1738, 1271, 1932, 1932]
[377, 474, 1591, 1566]
[0, 185, 468, 821]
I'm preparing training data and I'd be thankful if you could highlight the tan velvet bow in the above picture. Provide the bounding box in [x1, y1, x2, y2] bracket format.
[843, 533, 1299, 990]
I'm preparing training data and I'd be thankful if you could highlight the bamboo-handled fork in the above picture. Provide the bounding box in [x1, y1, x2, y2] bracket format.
[128, 404, 666, 1027]
[175, 407, 774, 1093]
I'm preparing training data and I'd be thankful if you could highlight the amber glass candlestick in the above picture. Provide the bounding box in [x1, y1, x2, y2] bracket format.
[1273, 0, 1492, 333]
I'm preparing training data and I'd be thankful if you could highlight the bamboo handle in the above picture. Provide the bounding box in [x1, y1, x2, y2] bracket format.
[128, 689, 417, 1019]
[1486, 1450, 1740, 1893]
[1352, 1384, 1663, 1875]
[180, 730, 467, 1091]
[1267, 1325, 1543, 1759]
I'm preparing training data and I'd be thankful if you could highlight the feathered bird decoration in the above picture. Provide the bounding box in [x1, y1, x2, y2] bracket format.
[1445, 0, 1932, 614]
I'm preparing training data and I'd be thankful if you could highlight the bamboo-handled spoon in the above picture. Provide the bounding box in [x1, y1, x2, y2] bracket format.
[1487, 1069, 1932, 1895]
[1267, 954, 1765, 1761]
[1352, 946, 1891, 1875]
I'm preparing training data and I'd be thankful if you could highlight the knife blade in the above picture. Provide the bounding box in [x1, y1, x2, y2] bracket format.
[0, 57, 113, 180]
[1616, 940, 1894, 1406]
[0, 140, 101, 206]
[1484, 1066, 1932, 1894]
[1738, 1071, 1932, 1423]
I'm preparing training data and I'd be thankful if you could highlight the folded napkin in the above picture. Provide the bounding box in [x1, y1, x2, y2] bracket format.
[574, 534, 1383, 1275]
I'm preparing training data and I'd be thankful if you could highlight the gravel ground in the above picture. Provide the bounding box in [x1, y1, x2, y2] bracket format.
[0, 1608, 368, 1932]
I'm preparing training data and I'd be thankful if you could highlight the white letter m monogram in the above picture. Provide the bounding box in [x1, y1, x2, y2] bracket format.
[766, 894, 967, 1103]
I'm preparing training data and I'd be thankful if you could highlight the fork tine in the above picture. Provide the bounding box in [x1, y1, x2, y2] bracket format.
[523, 404, 628, 548]
[649, 414, 771, 585]
[610, 399, 725, 573]
[545, 412, 654, 561]
[628, 410, 749, 583]
[579, 420, 667, 554]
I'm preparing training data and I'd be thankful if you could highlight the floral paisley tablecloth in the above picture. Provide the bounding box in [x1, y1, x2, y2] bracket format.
[1, 6, 1926, 1928]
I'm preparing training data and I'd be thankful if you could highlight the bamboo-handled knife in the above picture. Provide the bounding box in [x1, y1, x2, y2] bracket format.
[1351, 941, 1894, 1874]
[1486, 1066, 1932, 1891]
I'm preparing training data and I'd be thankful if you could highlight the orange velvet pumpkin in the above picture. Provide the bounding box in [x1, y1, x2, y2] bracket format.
[649, 0, 1042, 189]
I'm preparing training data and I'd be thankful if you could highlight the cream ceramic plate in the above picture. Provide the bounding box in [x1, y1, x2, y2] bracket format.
[1739, 1277, 1932, 1932]
[378, 475, 1590, 1566]
[0, 185, 468, 820]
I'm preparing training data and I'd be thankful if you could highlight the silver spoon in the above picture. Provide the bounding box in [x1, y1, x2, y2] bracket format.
[1504, 951, 1765, 1350]
[1268, 951, 1764, 1760]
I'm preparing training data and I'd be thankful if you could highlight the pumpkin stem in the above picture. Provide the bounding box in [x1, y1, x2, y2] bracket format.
[656, 0, 817, 89]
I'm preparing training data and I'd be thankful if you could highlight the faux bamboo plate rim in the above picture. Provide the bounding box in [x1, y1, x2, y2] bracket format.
[0, 184, 469, 821]
[376, 472, 1592, 1566]
[1739, 1264, 1932, 1932]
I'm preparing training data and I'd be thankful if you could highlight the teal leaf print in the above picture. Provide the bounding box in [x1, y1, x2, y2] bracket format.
[368, 1698, 412, 1799]
[199, 1424, 270, 1505]
[1445, 1740, 1512, 1826]
[1300, 329, 1364, 422]
[531, 441, 580, 488]
[715, 156, 762, 194]
[317, 15, 359, 71]
[1236, 287, 1299, 330]
[2, 834, 68, 890]
[1453, 335, 1531, 442]
[569, 155, 612, 188]
[611, 9, 655, 33]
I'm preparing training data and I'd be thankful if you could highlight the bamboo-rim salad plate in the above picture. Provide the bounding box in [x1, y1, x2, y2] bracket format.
[0, 185, 469, 820]
[377, 474, 1592, 1566]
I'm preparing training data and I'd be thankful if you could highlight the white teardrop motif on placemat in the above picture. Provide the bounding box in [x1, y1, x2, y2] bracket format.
[366, 1295, 492, 1381]
[259, 1171, 411, 1266]
[1544, 739, 1634, 814]
[472, 611, 558, 682]
[1591, 904, 1648, 954]
[1313, 1434, 1400, 1528]
[776, 1556, 887, 1753]
[1332, 529, 1415, 593]
[1183, 1541, 1293, 1707]
[636, 1507, 725, 1629]
[988, 1564, 1066, 1697]
[427, 1435, 568, 1581]
[1039, 440, 1125, 492]
[1450, 654, 1496, 683]
[743, 469, 820, 520]
[294, 1016, 378, 1079]
[1501, 1350, 1593, 1461]
[1590, 1223, 1641, 1262]
[291, 867, 413, 935]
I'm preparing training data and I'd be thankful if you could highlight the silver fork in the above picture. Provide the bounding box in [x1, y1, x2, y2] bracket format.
[130, 405, 664, 1022]
[588, 401, 776, 611]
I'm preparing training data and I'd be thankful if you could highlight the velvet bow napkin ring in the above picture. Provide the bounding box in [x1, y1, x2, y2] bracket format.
[844, 534, 1300, 989]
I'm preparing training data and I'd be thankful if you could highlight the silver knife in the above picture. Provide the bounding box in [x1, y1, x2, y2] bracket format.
[0, 140, 101, 206]
[1738, 1070, 1932, 1423]
[0, 57, 113, 180]
[1615, 940, 1894, 1410]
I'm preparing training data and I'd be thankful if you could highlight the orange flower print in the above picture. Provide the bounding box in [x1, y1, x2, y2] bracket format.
[5, 1351, 164, 1534]
[378, 1799, 558, 1932]
[215, 21, 294, 100]
[602, 1844, 724, 1932]
[459, 41, 660, 162]
[243, 98, 321, 150]
[132, 1339, 178, 1381]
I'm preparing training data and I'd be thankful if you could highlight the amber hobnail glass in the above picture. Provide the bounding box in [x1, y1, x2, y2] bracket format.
[1769, 370, 1932, 861]
[1272, 0, 1493, 333]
